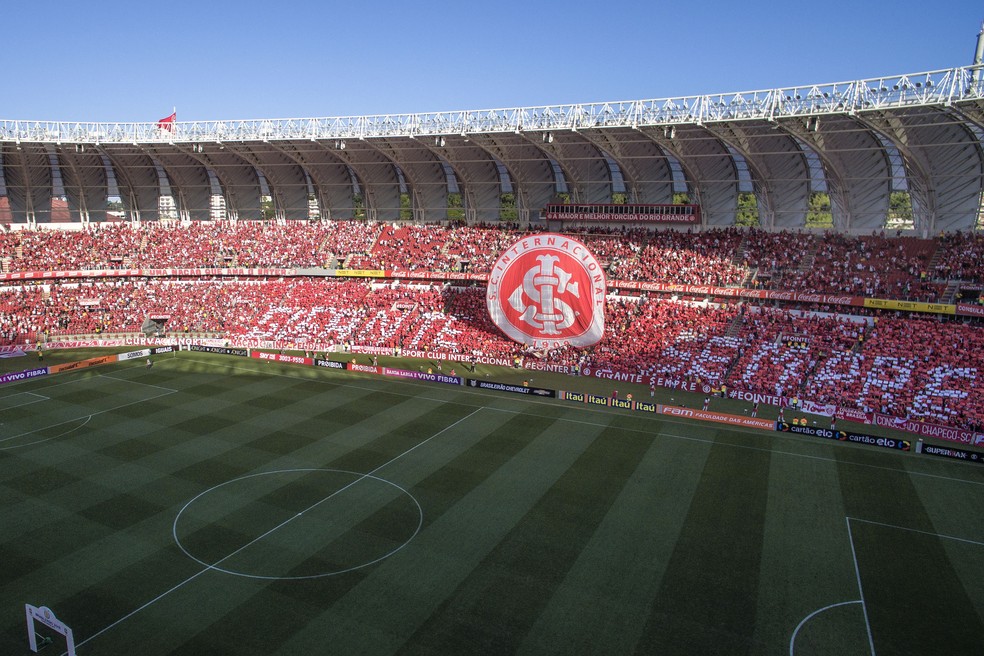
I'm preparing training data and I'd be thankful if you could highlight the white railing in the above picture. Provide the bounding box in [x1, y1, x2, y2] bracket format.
[1, 66, 981, 144]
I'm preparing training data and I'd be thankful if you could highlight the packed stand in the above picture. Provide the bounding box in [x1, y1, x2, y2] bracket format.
[804, 316, 984, 429]
[608, 227, 747, 287]
[775, 233, 942, 301]
[0, 221, 958, 302]
[725, 307, 867, 398]
[6, 273, 984, 431]
[737, 229, 817, 288]
[0, 223, 142, 271]
[933, 230, 984, 284]
[588, 297, 741, 386]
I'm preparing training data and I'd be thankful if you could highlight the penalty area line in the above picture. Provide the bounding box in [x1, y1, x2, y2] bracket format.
[0, 416, 92, 451]
[0, 390, 51, 410]
[0, 389, 177, 448]
[845, 517, 877, 656]
[847, 516, 984, 548]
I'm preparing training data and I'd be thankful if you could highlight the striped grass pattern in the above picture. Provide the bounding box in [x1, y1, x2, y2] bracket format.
[1, 352, 982, 655]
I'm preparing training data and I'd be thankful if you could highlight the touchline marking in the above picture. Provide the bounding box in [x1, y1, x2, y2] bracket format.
[71, 407, 481, 651]
[845, 517, 877, 656]
[0, 356, 173, 397]
[789, 600, 862, 656]
[182, 356, 984, 488]
[0, 370, 119, 395]
[848, 517, 984, 547]
[484, 408, 984, 488]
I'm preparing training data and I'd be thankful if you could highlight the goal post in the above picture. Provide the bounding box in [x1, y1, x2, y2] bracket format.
[25, 604, 76, 655]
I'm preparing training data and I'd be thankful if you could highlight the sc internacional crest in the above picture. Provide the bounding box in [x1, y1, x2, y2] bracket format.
[487, 233, 606, 349]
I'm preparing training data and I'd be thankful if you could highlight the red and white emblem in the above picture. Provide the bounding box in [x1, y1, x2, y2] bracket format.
[487, 233, 606, 349]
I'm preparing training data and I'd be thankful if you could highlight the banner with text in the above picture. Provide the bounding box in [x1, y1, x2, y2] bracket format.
[250, 351, 314, 366]
[920, 444, 984, 464]
[872, 414, 983, 446]
[0, 367, 49, 385]
[467, 379, 556, 397]
[776, 422, 911, 451]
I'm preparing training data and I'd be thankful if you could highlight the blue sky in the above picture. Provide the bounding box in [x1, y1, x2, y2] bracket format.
[5, 0, 981, 123]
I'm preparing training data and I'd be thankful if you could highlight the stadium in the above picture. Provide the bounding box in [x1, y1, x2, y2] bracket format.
[2, 24, 984, 656]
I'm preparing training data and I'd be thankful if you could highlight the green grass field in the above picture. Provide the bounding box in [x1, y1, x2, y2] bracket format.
[1, 350, 983, 655]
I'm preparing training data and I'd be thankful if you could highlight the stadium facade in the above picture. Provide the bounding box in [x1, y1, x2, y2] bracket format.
[1, 65, 983, 233]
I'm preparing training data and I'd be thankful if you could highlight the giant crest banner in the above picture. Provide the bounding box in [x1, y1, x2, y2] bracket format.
[486, 234, 606, 349]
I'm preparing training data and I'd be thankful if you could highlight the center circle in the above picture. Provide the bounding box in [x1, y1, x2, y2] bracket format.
[172, 468, 423, 580]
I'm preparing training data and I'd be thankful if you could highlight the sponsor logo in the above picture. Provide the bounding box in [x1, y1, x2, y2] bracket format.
[487, 234, 606, 349]
[0, 368, 48, 385]
[466, 379, 555, 396]
[778, 423, 910, 450]
[523, 360, 576, 374]
[634, 401, 657, 413]
[189, 345, 248, 356]
[349, 345, 512, 367]
[276, 355, 310, 365]
[50, 355, 116, 373]
[382, 368, 462, 385]
[315, 359, 345, 369]
[922, 445, 983, 463]
[661, 405, 776, 430]
[118, 349, 151, 361]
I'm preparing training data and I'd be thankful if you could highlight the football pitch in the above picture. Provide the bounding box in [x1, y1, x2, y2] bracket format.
[1, 351, 983, 655]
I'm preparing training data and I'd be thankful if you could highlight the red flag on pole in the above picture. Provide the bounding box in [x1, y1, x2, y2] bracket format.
[156, 111, 176, 132]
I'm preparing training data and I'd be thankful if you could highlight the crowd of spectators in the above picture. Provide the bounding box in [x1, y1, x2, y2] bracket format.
[3, 275, 983, 429]
[5, 219, 984, 432]
[3, 221, 983, 303]
[0, 220, 386, 271]
[726, 307, 867, 398]
[609, 228, 747, 286]
[737, 229, 816, 280]
[442, 225, 533, 272]
[0, 222, 143, 271]
[359, 224, 454, 272]
[772, 233, 942, 301]
[933, 230, 984, 283]
[804, 316, 984, 429]
[588, 297, 741, 386]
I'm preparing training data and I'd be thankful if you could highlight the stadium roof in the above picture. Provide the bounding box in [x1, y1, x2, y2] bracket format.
[2, 65, 983, 232]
